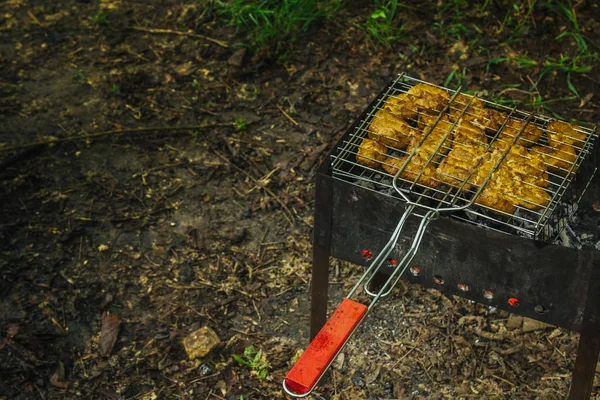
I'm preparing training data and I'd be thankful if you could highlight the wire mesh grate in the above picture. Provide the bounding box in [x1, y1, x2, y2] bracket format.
[330, 74, 598, 242]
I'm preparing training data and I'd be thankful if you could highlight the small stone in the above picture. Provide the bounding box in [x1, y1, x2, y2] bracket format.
[352, 374, 365, 387]
[183, 326, 220, 360]
[227, 47, 247, 67]
[332, 352, 345, 370]
[505, 315, 523, 330]
[199, 363, 212, 376]
[242, 206, 252, 219]
[522, 317, 551, 332]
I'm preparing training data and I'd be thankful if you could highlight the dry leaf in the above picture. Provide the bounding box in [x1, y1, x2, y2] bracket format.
[99, 312, 121, 358]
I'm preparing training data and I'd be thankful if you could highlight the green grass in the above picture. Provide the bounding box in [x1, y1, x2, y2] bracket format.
[216, 0, 342, 55]
[73, 70, 86, 82]
[232, 345, 269, 379]
[90, 10, 109, 26]
[364, 0, 405, 47]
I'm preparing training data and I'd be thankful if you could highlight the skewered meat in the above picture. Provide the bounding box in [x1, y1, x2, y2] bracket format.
[497, 118, 543, 147]
[383, 93, 419, 121]
[368, 109, 419, 150]
[547, 121, 587, 150]
[408, 83, 450, 114]
[382, 155, 439, 188]
[530, 144, 577, 176]
[356, 138, 387, 169]
[437, 143, 487, 190]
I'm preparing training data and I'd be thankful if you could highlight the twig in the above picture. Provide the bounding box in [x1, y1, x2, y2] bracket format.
[27, 11, 44, 27]
[131, 26, 228, 48]
[0, 123, 230, 153]
[212, 150, 295, 226]
[277, 105, 299, 126]
[491, 374, 516, 387]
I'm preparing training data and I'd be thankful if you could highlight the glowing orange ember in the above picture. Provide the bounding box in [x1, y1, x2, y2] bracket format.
[508, 297, 520, 307]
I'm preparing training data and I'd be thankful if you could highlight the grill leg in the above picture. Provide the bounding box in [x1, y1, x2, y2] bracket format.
[310, 174, 333, 340]
[569, 254, 600, 399]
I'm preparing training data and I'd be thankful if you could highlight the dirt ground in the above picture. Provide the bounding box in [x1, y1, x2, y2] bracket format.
[1, 1, 600, 399]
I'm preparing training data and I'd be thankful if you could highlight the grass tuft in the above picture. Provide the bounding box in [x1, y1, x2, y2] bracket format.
[217, 0, 342, 55]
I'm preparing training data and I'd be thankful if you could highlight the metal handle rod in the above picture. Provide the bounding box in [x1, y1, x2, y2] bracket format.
[282, 206, 434, 399]
[364, 210, 437, 298]
[346, 204, 416, 298]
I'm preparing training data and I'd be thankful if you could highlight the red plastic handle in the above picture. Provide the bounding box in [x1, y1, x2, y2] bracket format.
[284, 299, 368, 395]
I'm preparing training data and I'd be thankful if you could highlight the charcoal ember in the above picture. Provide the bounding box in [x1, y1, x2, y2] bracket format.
[379, 188, 396, 197]
[357, 180, 375, 191]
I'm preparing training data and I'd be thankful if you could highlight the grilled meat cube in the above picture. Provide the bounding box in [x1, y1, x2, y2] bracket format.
[470, 142, 551, 213]
[368, 109, 419, 150]
[530, 144, 578, 176]
[547, 120, 587, 150]
[408, 83, 450, 114]
[448, 94, 486, 120]
[383, 93, 419, 121]
[452, 117, 488, 146]
[382, 155, 439, 188]
[505, 183, 552, 210]
[468, 150, 500, 188]
[417, 112, 452, 131]
[503, 146, 549, 188]
[437, 143, 487, 190]
[466, 108, 508, 135]
[356, 138, 387, 169]
[475, 185, 517, 214]
[409, 122, 454, 163]
[497, 118, 543, 147]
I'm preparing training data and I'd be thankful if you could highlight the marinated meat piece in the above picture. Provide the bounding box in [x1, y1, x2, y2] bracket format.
[530, 144, 578, 176]
[475, 186, 516, 215]
[452, 118, 488, 146]
[498, 118, 543, 147]
[547, 120, 587, 150]
[470, 142, 551, 213]
[505, 183, 552, 210]
[503, 147, 549, 188]
[466, 108, 508, 135]
[382, 155, 439, 188]
[356, 138, 387, 169]
[408, 83, 450, 114]
[418, 112, 453, 131]
[383, 93, 419, 121]
[469, 150, 501, 188]
[368, 109, 419, 150]
[437, 143, 487, 190]
[408, 122, 454, 163]
[449, 94, 486, 119]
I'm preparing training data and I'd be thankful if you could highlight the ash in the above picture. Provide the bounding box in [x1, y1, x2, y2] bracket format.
[554, 201, 600, 250]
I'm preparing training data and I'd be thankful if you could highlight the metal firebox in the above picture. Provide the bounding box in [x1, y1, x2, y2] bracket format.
[291, 74, 600, 398]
